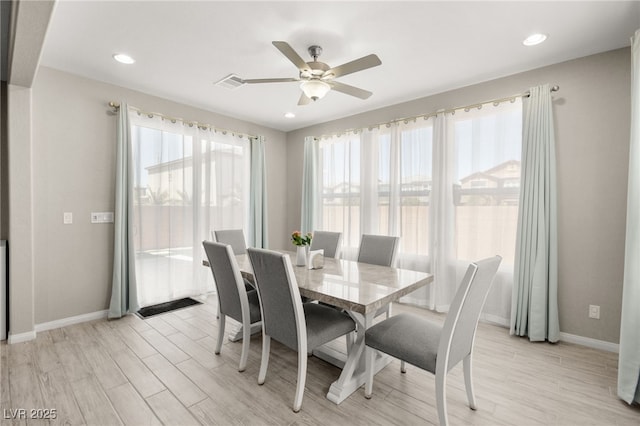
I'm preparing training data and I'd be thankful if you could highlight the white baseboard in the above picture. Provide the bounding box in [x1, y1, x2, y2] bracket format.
[476, 315, 618, 353]
[34, 310, 109, 333]
[8, 330, 37, 344]
[559, 332, 619, 353]
[6, 310, 109, 344]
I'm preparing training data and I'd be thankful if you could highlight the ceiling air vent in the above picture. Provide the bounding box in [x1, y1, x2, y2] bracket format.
[215, 74, 245, 90]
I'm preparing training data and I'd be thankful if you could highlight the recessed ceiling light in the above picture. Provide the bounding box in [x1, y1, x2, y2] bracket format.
[284, 112, 295, 118]
[113, 53, 135, 64]
[523, 33, 547, 46]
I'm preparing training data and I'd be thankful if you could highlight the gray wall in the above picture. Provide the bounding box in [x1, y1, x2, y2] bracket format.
[286, 48, 631, 344]
[30, 67, 288, 324]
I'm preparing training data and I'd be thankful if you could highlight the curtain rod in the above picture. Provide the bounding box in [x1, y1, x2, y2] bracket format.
[313, 85, 560, 139]
[107, 101, 258, 140]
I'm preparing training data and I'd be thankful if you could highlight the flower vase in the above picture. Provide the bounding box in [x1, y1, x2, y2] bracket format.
[296, 246, 308, 266]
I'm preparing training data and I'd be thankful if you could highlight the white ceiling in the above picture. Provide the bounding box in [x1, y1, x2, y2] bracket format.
[40, 1, 640, 132]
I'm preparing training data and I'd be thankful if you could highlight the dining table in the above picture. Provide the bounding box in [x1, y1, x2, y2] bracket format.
[205, 249, 433, 404]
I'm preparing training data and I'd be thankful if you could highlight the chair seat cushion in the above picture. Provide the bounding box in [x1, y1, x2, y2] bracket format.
[246, 289, 262, 324]
[365, 313, 441, 373]
[304, 303, 355, 351]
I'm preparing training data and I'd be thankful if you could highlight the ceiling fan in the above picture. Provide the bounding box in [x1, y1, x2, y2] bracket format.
[242, 41, 382, 105]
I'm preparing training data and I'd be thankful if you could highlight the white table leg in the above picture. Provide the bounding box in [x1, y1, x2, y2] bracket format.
[324, 310, 392, 404]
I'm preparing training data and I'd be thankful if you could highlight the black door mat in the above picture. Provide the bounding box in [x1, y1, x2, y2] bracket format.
[136, 297, 202, 319]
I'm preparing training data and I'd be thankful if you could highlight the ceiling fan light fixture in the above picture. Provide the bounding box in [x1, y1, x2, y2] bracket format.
[300, 80, 330, 101]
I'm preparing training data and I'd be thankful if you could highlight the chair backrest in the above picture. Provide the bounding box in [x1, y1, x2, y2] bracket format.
[357, 234, 400, 267]
[438, 256, 502, 371]
[247, 248, 304, 351]
[203, 240, 249, 323]
[213, 229, 247, 254]
[309, 231, 342, 259]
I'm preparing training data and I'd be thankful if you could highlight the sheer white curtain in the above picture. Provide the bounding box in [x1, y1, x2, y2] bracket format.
[130, 113, 250, 307]
[443, 100, 522, 322]
[313, 99, 521, 324]
[317, 132, 362, 259]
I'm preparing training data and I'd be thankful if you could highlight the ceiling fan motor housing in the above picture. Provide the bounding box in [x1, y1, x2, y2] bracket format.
[300, 61, 329, 79]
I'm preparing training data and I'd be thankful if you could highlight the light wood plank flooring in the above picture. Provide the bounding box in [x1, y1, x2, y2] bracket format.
[1, 296, 638, 425]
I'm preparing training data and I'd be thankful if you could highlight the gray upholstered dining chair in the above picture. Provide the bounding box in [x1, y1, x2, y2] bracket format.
[309, 231, 343, 259]
[213, 229, 254, 291]
[203, 241, 262, 372]
[357, 234, 400, 267]
[247, 247, 356, 413]
[357, 234, 401, 318]
[363, 255, 502, 426]
[212, 229, 248, 254]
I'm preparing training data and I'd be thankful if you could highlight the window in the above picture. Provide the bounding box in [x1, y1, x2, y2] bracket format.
[308, 98, 522, 321]
[451, 104, 522, 266]
[318, 122, 433, 258]
[319, 133, 361, 249]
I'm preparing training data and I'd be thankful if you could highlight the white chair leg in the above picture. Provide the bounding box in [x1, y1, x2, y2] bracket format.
[293, 349, 307, 412]
[463, 354, 477, 410]
[400, 360, 406, 373]
[215, 315, 225, 355]
[364, 347, 375, 398]
[436, 371, 448, 426]
[238, 319, 251, 372]
[258, 335, 270, 385]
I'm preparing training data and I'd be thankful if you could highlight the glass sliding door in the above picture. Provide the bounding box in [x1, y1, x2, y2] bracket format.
[130, 114, 250, 307]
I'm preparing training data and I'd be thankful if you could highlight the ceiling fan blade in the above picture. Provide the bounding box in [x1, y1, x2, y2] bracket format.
[329, 81, 372, 100]
[242, 78, 299, 84]
[324, 54, 381, 79]
[273, 41, 309, 72]
[298, 92, 312, 106]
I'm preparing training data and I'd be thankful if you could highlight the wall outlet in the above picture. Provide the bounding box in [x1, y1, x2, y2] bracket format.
[588, 304, 600, 319]
[63, 212, 73, 224]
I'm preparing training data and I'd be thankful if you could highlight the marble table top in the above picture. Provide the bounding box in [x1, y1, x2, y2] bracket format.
[233, 251, 433, 315]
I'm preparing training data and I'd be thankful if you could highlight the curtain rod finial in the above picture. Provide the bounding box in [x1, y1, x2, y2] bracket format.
[108, 101, 120, 110]
[551, 85, 560, 92]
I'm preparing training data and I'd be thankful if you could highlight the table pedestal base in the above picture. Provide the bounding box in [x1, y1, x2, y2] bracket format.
[313, 311, 392, 404]
[227, 321, 262, 342]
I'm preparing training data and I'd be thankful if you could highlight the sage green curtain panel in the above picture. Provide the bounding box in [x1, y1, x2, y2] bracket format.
[510, 84, 560, 342]
[301, 136, 319, 234]
[108, 102, 139, 319]
[618, 29, 640, 405]
[250, 136, 268, 248]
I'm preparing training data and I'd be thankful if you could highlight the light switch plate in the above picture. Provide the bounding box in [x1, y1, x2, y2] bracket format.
[91, 212, 114, 224]
[63, 212, 73, 224]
